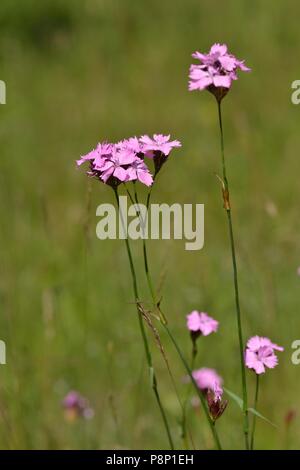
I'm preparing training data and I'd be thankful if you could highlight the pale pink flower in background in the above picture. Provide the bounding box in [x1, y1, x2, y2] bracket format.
[245, 335, 284, 375]
[63, 391, 94, 421]
[192, 367, 227, 420]
[186, 311, 219, 336]
[297, 266, 300, 277]
[188, 43, 250, 100]
[192, 367, 223, 396]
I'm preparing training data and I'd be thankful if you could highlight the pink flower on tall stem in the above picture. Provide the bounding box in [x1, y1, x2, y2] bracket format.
[187, 311, 219, 336]
[139, 134, 181, 175]
[76, 134, 181, 186]
[140, 134, 181, 156]
[186, 311, 219, 358]
[192, 368, 227, 421]
[188, 43, 250, 101]
[245, 336, 284, 375]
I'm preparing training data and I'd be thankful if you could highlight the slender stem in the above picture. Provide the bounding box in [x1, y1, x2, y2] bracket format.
[135, 184, 195, 447]
[138, 186, 221, 449]
[136, 185, 167, 324]
[162, 323, 222, 450]
[124, 183, 135, 205]
[250, 374, 259, 450]
[113, 187, 174, 450]
[142, 187, 157, 304]
[181, 350, 196, 448]
[217, 100, 249, 449]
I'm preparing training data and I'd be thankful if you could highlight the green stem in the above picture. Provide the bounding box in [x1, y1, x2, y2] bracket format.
[217, 100, 249, 450]
[136, 185, 167, 324]
[250, 374, 259, 450]
[137, 186, 221, 448]
[181, 351, 196, 448]
[113, 187, 174, 450]
[124, 183, 135, 205]
[135, 185, 195, 447]
[162, 324, 222, 450]
[140, 186, 157, 304]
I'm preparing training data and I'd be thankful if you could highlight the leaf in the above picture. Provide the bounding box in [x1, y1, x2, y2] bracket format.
[248, 408, 277, 428]
[224, 387, 243, 410]
[224, 388, 277, 428]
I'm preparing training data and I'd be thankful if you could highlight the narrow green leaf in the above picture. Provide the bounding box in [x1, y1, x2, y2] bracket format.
[224, 387, 243, 410]
[248, 408, 277, 428]
[224, 388, 276, 428]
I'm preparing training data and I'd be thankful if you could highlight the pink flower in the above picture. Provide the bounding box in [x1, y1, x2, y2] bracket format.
[62, 391, 94, 421]
[99, 147, 136, 183]
[77, 134, 181, 187]
[140, 134, 181, 157]
[139, 134, 181, 175]
[76, 142, 113, 167]
[127, 157, 153, 187]
[188, 43, 250, 100]
[117, 137, 143, 155]
[186, 311, 219, 336]
[245, 336, 284, 375]
[192, 367, 223, 396]
[192, 368, 227, 420]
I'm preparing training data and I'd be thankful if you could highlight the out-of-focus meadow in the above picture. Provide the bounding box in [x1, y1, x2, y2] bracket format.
[0, 0, 299, 449]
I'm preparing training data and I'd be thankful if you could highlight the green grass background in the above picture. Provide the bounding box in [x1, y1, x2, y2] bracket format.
[0, 0, 299, 449]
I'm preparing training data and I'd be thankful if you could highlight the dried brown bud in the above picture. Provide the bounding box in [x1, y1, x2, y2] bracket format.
[206, 390, 228, 422]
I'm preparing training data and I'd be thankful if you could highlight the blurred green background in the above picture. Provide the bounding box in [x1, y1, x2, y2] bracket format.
[0, 0, 299, 450]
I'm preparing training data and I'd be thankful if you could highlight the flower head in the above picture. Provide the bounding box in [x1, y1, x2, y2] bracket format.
[192, 368, 227, 421]
[117, 137, 143, 155]
[140, 134, 181, 157]
[77, 134, 181, 186]
[127, 156, 153, 187]
[99, 146, 136, 184]
[245, 336, 284, 375]
[186, 311, 219, 336]
[76, 138, 153, 188]
[62, 391, 94, 421]
[139, 134, 181, 175]
[188, 43, 250, 101]
[192, 367, 223, 395]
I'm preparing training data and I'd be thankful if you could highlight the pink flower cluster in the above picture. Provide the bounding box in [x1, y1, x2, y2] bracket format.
[76, 134, 181, 187]
[188, 43, 250, 98]
[245, 336, 284, 375]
